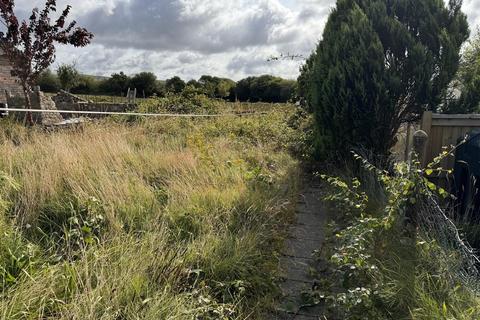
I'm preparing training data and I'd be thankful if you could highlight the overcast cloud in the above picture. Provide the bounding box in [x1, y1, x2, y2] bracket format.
[11, 0, 480, 80]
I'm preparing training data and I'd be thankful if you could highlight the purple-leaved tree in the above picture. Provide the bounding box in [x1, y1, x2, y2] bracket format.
[0, 0, 93, 125]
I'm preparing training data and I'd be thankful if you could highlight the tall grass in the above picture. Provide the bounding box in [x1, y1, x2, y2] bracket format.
[0, 104, 300, 319]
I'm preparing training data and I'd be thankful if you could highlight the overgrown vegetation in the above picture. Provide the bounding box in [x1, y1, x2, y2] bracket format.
[0, 101, 303, 318]
[316, 155, 480, 319]
[6, 0, 480, 318]
[291, 0, 480, 318]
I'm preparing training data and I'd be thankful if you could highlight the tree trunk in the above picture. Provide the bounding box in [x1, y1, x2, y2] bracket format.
[22, 86, 34, 126]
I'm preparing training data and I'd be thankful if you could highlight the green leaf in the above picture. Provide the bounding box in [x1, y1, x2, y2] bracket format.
[438, 188, 447, 198]
[5, 272, 16, 283]
[81, 226, 92, 233]
[84, 236, 94, 245]
[426, 181, 437, 191]
[425, 169, 433, 176]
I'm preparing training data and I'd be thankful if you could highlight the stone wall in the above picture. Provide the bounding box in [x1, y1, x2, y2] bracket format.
[0, 54, 23, 103]
[53, 91, 136, 118]
[6, 89, 63, 126]
[35, 91, 64, 125]
[59, 102, 136, 119]
[4, 89, 137, 125]
[53, 90, 90, 105]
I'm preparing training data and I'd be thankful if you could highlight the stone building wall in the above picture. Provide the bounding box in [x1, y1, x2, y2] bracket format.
[0, 54, 23, 103]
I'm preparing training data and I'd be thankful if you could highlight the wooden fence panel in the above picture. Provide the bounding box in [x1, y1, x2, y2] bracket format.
[420, 112, 480, 169]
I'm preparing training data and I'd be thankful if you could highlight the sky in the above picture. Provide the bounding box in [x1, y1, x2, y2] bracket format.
[11, 0, 480, 81]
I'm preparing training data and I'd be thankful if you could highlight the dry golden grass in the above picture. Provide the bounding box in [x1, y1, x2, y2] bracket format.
[0, 106, 301, 319]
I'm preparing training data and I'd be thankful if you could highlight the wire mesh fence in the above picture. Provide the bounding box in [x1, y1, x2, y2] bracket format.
[417, 191, 480, 292]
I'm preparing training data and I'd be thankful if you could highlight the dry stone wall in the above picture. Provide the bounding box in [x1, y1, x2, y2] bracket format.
[6, 89, 63, 126]
[53, 91, 136, 118]
[4, 89, 137, 125]
[36, 91, 64, 125]
[53, 90, 90, 105]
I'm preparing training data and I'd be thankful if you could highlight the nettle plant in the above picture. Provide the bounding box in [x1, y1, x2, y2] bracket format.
[317, 152, 453, 318]
[0, 0, 93, 124]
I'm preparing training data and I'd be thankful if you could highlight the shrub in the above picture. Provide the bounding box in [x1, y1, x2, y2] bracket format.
[37, 69, 60, 93]
[139, 90, 223, 115]
[57, 64, 81, 93]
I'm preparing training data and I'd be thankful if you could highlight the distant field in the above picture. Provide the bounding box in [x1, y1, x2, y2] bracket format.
[0, 103, 302, 318]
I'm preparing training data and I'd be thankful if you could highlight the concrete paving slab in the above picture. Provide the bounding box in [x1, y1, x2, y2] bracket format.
[272, 181, 326, 318]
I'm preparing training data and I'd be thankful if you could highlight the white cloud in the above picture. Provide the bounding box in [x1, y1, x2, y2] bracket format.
[7, 0, 480, 81]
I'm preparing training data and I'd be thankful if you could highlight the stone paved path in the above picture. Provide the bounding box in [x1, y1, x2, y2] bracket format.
[271, 182, 326, 320]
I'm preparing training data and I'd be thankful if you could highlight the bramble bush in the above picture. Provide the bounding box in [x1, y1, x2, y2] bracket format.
[138, 88, 223, 114]
[316, 153, 480, 319]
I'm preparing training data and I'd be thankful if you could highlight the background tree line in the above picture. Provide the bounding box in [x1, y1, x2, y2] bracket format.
[37, 64, 296, 103]
[443, 30, 480, 114]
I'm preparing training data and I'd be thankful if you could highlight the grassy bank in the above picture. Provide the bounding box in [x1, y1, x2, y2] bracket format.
[0, 103, 301, 319]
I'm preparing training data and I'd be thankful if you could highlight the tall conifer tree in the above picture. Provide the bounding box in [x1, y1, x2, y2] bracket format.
[300, 0, 469, 157]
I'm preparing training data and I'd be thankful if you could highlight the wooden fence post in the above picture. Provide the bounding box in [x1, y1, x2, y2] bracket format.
[421, 111, 433, 141]
[420, 111, 433, 165]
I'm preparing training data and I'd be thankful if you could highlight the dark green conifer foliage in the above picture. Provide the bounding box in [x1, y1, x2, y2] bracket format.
[300, 0, 469, 158]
